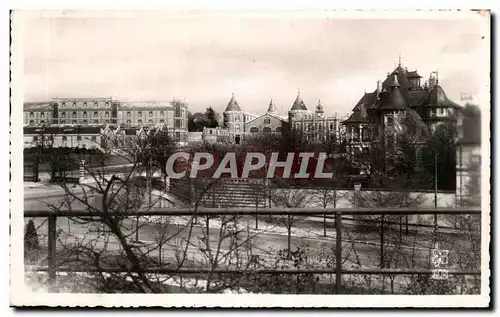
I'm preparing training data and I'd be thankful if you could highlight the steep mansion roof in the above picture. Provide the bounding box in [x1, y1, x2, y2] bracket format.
[343, 65, 462, 124]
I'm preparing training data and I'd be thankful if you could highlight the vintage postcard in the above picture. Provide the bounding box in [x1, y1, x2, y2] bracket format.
[10, 10, 490, 307]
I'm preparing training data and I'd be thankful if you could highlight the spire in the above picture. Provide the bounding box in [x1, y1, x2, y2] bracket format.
[290, 91, 307, 111]
[224, 93, 241, 112]
[267, 98, 276, 113]
[390, 74, 401, 88]
[398, 52, 402, 67]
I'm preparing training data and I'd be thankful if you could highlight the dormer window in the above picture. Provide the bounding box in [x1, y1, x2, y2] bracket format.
[264, 118, 271, 124]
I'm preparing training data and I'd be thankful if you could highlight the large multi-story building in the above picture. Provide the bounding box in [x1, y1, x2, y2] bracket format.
[288, 93, 343, 142]
[23, 97, 189, 145]
[342, 63, 461, 152]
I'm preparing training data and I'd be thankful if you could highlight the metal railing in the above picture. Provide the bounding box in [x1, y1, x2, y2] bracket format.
[24, 207, 481, 293]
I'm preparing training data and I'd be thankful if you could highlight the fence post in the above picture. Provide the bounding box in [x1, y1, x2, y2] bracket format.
[47, 216, 57, 284]
[380, 214, 385, 268]
[335, 212, 342, 294]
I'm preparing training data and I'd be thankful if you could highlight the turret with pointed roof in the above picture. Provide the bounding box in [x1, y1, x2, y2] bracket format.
[290, 92, 308, 111]
[267, 99, 276, 114]
[224, 93, 242, 112]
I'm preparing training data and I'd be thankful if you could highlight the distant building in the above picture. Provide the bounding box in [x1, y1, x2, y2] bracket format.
[23, 125, 104, 150]
[455, 107, 481, 206]
[342, 63, 461, 152]
[202, 127, 231, 144]
[288, 93, 342, 142]
[222, 94, 259, 144]
[244, 100, 288, 137]
[23, 97, 189, 145]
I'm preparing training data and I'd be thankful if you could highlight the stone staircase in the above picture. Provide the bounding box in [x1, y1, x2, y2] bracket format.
[170, 179, 268, 208]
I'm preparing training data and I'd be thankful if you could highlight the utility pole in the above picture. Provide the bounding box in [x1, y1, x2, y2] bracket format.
[433, 144, 438, 244]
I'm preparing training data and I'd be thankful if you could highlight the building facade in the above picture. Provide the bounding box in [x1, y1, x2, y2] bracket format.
[455, 106, 481, 206]
[23, 97, 189, 145]
[23, 126, 104, 150]
[288, 93, 343, 142]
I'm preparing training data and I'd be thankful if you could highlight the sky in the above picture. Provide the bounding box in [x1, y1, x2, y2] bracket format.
[19, 11, 490, 117]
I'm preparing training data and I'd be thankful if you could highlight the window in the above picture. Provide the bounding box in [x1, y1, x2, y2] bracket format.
[149, 111, 153, 117]
[126, 120, 131, 124]
[138, 119, 142, 125]
[264, 118, 271, 124]
[149, 119, 153, 124]
[263, 127, 272, 133]
[29, 112, 34, 118]
[73, 102, 76, 107]
[61, 112, 66, 118]
[127, 111, 131, 117]
[77, 136, 82, 141]
[94, 111, 98, 117]
[83, 102, 87, 107]
[62, 102, 66, 107]
[209, 130, 213, 135]
[40, 113, 45, 118]
[175, 105, 181, 117]
[387, 116, 394, 128]
[91, 136, 97, 142]
[94, 120, 99, 124]
[94, 102, 98, 107]
[160, 111, 164, 117]
[72, 112, 77, 118]
[105, 112, 109, 117]
[29, 120, 34, 125]
[276, 127, 282, 132]
[83, 120, 88, 124]
[33, 136, 38, 142]
[159, 119, 164, 124]
[40, 120, 44, 124]
[62, 136, 67, 142]
[138, 111, 142, 117]
[105, 102, 109, 106]
[330, 123, 334, 130]
[72, 120, 77, 124]
[83, 112, 88, 118]
[430, 109, 437, 116]
[250, 127, 258, 133]
[60, 120, 66, 124]
[105, 120, 109, 124]
[235, 124, 240, 133]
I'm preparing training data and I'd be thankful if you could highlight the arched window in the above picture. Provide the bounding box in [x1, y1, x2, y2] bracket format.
[83, 112, 88, 117]
[72, 112, 77, 118]
[29, 112, 34, 118]
[73, 102, 77, 107]
[149, 119, 153, 124]
[61, 112, 66, 118]
[94, 102, 98, 107]
[94, 111, 98, 117]
[263, 127, 272, 133]
[250, 127, 258, 133]
[40, 113, 45, 118]
[264, 118, 271, 124]
[234, 124, 240, 132]
[149, 111, 153, 117]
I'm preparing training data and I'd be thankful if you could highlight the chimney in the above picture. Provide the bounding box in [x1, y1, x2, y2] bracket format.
[377, 80, 382, 94]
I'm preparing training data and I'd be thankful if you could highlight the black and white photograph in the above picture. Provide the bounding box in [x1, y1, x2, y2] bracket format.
[9, 10, 490, 307]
